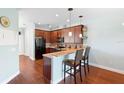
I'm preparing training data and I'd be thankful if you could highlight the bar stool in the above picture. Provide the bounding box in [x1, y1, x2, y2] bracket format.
[63, 49, 84, 84]
[81, 46, 91, 75]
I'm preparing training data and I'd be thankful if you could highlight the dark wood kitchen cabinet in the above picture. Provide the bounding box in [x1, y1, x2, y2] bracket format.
[63, 27, 75, 43]
[35, 29, 44, 37]
[74, 25, 83, 43]
[35, 25, 84, 44]
[35, 29, 50, 43]
[46, 48, 56, 53]
[44, 31, 50, 43]
[63, 28, 69, 43]
[50, 31, 58, 43]
[63, 25, 83, 44]
[57, 30, 64, 38]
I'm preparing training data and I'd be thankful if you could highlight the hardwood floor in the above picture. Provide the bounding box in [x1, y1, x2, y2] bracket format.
[8, 55, 46, 84]
[8, 55, 124, 84]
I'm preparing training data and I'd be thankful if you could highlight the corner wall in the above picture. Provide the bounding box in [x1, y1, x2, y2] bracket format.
[84, 9, 124, 73]
[0, 9, 19, 83]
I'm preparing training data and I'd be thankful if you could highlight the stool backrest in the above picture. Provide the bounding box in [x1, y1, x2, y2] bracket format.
[75, 49, 84, 64]
[84, 46, 91, 58]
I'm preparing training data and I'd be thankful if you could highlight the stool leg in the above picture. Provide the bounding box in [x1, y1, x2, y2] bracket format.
[87, 57, 89, 72]
[70, 67, 73, 80]
[84, 59, 87, 76]
[79, 62, 82, 82]
[64, 64, 66, 83]
[74, 66, 76, 84]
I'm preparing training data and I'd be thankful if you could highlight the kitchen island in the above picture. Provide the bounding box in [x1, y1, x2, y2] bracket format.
[43, 48, 83, 84]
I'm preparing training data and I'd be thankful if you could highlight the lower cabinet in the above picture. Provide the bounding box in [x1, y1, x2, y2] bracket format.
[46, 48, 56, 53]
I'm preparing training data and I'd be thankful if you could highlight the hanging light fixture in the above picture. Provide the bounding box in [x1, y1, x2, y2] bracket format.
[68, 8, 73, 37]
[68, 8, 73, 26]
[79, 15, 83, 38]
[67, 8, 73, 48]
[79, 15, 83, 25]
[78, 15, 88, 40]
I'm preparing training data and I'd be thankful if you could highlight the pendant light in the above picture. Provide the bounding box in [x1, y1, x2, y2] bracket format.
[79, 15, 83, 24]
[79, 15, 83, 38]
[78, 15, 88, 40]
[68, 8, 73, 37]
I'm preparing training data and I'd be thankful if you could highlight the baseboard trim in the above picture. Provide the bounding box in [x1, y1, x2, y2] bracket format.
[19, 54, 35, 61]
[51, 78, 63, 84]
[90, 63, 124, 75]
[29, 56, 35, 61]
[19, 52, 25, 56]
[1, 70, 20, 84]
[51, 74, 69, 84]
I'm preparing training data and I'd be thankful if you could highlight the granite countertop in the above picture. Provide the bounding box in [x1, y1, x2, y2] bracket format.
[43, 48, 84, 58]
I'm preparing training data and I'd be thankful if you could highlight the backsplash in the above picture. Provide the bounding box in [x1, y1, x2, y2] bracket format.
[46, 43, 84, 48]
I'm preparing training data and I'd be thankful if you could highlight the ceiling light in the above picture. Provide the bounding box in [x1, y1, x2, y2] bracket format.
[79, 15, 83, 25]
[56, 14, 59, 17]
[66, 19, 70, 22]
[122, 22, 124, 26]
[38, 22, 41, 25]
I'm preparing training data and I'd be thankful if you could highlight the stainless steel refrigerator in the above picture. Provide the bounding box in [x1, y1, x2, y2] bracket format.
[35, 37, 46, 59]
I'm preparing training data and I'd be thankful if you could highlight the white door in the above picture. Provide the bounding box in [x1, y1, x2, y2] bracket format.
[19, 30, 25, 55]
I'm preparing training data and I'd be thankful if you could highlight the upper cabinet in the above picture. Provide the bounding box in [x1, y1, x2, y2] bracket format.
[35, 29, 44, 37]
[50, 31, 58, 43]
[62, 25, 83, 44]
[44, 31, 50, 43]
[74, 25, 83, 44]
[63, 28, 75, 43]
[35, 29, 50, 43]
[35, 25, 84, 44]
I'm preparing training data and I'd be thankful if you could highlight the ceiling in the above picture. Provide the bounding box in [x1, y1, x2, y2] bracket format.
[19, 8, 88, 30]
[19, 8, 124, 30]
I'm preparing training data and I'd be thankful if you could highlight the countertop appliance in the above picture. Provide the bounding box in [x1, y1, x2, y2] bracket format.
[35, 37, 46, 59]
[57, 37, 64, 43]
[57, 37, 65, 49]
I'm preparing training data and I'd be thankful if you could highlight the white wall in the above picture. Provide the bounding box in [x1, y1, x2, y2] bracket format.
[0, 9, 19, 83]
[83, 9, 124, 73]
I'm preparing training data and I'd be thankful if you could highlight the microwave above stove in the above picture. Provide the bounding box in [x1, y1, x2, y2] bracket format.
[57, 37, 64, 43]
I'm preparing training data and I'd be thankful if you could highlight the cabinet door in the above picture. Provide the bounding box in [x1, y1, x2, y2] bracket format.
[50, 31, 54, 43]
[35, 29, 44, 37]
[57, 30, 61, 38]
[63, 28, 69, 43]
[54, 31, 58, 43]
[44, 31, 50, 43]
[69, 27, 75, 43]
[64, 27, 74, 43]
[50, 31, 57, 43]
[74, 25, 82, 43]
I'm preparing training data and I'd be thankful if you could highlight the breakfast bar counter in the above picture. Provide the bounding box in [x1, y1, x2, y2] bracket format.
[43, 48, 83, 84]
